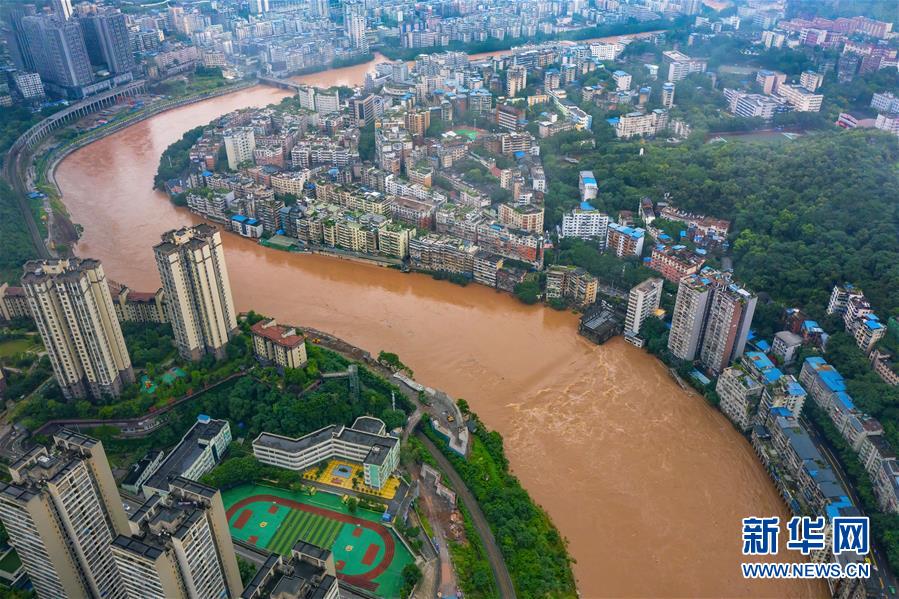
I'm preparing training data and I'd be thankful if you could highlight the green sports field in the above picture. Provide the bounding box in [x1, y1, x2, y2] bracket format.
[267, 508, 343, 554]
[222, 485, 413, 598]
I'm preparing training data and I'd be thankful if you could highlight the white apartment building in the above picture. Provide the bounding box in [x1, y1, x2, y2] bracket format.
[13, 72, 44, 99]
[871, 92, 899, 114]
[615, 109, 668, 138]
[777, 84, 823, 112]
[141, 416, 232, 497]
[589, 42, 623, 60]
[315, 91, 340, 115]
[560, 203, 609, 242]
[343, 1, 368, 52]
[578, 170, 598, 200]
[154, 225, 238, 361]
[875, 113, 899, 137]
[612, 70, 632, 91]
[663, 50, 707, 81]
[223, 127, 256, 170]
[625, 277, 663, 336]
[22, 258, 133, 400]
[717, 365, 764, 432]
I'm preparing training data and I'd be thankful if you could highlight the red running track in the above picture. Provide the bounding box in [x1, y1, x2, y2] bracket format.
[362, 543, 379, 566]
[233, 509, 252, 529]
[226, 494, 396, 587]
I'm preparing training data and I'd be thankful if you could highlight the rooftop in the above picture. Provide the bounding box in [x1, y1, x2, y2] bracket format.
[143, 417, 229, 493]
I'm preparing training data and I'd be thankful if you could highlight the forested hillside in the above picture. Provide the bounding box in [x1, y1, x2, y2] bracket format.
[542, 129, 899, 319]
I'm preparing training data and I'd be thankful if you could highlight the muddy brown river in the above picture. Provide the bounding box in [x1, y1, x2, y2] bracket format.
[53, 55, 824, 598]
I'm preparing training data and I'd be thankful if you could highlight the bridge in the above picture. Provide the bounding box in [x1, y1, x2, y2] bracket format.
[16, 80, 147, 151]
[257, 75, 304, 93]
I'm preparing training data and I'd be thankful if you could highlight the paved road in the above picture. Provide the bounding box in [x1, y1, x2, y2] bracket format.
[2, 136, 52, 259]
[802, 415, 897, 595]
[416, 432, 516, 599]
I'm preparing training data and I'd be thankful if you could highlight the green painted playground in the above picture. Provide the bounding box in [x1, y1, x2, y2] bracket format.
[453, 128, 481, 141]
[222, 484, 413, 598]
[139, 367, 187, 394]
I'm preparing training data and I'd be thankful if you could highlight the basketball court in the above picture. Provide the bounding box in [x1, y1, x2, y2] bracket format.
[222, 485, 412, 597]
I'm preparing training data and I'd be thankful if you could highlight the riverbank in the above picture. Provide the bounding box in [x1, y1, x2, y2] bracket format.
[378, 20, 671, 61]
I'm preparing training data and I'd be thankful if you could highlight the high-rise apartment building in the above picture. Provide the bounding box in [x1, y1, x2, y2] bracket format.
[154, 225, 238, 361]
[22, 258, 134, 400]
[5, 4, 38, 71]
[561, 202, 609, 241]
[799, 70, 823, 92]
[0, 430, 129, 599]
[625, 277, 663, 336]
[21, 15, 93, 97]
[699, 277, 757, 374]
[506, 65, 527, 97]
[662, 50, 707, 82]
[13, 71, 45, 100]
[607, 223, 645, 258]
[223, 127, 256, 170]
[311, 0, 329, 17]
[110, 478, 243, 599]
[668, 273, 714, 362]
[83, 10, 134, 75]
[249, 0, 270, 13]
[343, 1, 368, 53]
[661, 82, 675, 108]
[668, 268, 756, 373]
[52, 0, 73, 20]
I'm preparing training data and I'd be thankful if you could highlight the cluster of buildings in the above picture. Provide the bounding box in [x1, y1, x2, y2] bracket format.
[826, 283, 898, 387]
[4, 0, 134, 101]
[868, 92, 899, 138]
[0, 426, 343, 599]
[748, 397, 867, 596]
[0, 429, 242, 599]
[559, 181, 647, 259]
[710, 344, 870, 595]
[723, 67, 824, 120]
[801, 357, 899, 515]
[826, 284, 888, 357]
[170, 49, 600, 284]
[0, 0, 707, 107]
[5, 224, 238, 403]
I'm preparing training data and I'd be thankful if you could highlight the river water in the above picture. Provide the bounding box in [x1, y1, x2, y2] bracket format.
[53, 56, 824, 598]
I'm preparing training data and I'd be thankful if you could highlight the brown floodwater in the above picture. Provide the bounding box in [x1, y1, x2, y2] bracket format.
[54, 66, 825, 598]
